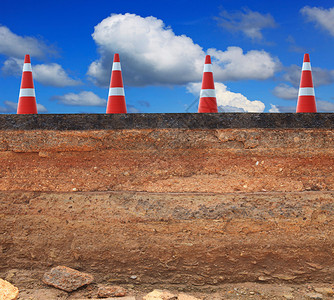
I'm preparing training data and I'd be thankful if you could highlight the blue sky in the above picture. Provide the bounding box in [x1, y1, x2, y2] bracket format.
[1, 0, 334, 113]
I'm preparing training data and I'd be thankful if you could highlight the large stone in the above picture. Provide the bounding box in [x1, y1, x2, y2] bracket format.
[143, 289, 178, 300]
[0, 278, 19, 300]
[42, 266, 94, 292]
[97, 285, 127, 297]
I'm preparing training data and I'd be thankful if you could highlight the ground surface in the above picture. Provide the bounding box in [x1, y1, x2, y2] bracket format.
[0, 127, 333, 299]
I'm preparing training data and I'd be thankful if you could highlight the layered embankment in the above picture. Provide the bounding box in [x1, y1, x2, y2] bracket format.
[0, 113, 334, 284]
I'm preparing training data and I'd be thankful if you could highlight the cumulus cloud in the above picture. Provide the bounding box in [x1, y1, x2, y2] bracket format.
[0, 100, 47, 113]
[270, 101, 334, 113]
[301, 6, 334, 36]
[52, 91, 106, 106]
[187, 82, 265, 112]
[272, 84, 298, 100]
[1, 57, 81, 87]
[281, 64, 334, 87]
[33, 64, 81, 87]
[0, 26, 55, 58]
[269, 104, 280, 113]
[209, 47, 280, 81]
[317, 100, 334, 112]
[216, 8, 277, 40]
[87, 13, 280, 87]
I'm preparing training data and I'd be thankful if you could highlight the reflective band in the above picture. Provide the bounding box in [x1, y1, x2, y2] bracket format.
[112, 62, 121, 71]
[200, 89, 216, 98]
[108, 87, 125, 96]
[19, 88, 35, 97]
[203, 64, 213, 73]
[23, 63, 32, 72]
[298, 87, 315, 96]
[302, 62, 311, 71]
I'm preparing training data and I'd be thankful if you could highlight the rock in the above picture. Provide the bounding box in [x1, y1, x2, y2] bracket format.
[314, 287, 334, 296]
[143, 289, 177, 300]
[42, 266, 94, 292]
[283, 294, 294, 299]
[178, 293, 201, 300]
[98, 285, 127, 297]
[258, 275, 271, 282]
[0, 278, 19, 300]
[305, 293, 323, 300]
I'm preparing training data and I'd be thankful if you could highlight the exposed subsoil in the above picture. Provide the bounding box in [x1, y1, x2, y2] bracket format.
[0, 128, 333, 299]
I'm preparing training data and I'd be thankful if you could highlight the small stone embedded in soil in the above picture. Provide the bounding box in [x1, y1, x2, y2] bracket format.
[143, 289, 178, 300]
[97, 285, 127, 297]
[314, 287, 334, 296]
[305, 293, 323, 300]
[0, 278, 19, 300]
[42, 266, 94, 292]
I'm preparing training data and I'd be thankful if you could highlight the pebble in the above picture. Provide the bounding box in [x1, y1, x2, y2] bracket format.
[305, 292, 323, 299]
[42, 266, 94, 292]
[98, 285, 127, 298]
[0, 278, 19, 300]
[314, 287, 334, 296]
[143, 289, 177, 300]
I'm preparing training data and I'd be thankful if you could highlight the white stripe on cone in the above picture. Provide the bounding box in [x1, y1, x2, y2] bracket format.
[108, 87, 125, 96]
[298, 87, 315, 96]
[200, 89, 216, 98]
[19, 88, 36, 97]
[302, 62, 312, 71]
[23, 63, 33, 72]
[203, 64, 213, 72]
[112, 62, 122, 71]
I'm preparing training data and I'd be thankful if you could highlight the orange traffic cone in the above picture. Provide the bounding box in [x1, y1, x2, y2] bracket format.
[198, 55, 218, 113]
[17, 54, 37, 114]
[296, 53, 316, 113]
[106, 53, 127, 114]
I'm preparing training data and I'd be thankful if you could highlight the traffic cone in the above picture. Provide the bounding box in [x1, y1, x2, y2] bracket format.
[296, 53, 316, 113]
[17, 54, 37, 114]
[198, 55, 218, 113]
[106, 53, 127, 113]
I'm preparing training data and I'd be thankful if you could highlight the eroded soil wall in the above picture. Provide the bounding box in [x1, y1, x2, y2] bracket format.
[0, 114, 333, 284]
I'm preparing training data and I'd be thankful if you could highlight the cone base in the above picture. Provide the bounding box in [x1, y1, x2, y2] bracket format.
[106, 96, 127, 114]
[17, 97, 38, 114]
[198, 97, 218, 113]
[296, 96, 317, 113]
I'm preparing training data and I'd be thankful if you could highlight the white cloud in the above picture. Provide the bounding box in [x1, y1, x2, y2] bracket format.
[53, 91, 106, 106]
[216, 8, 276, 40]
[1, 57, 81, 87]
[0, 100, 47, 113]
[187, 82, 265, 112]
[209, 47, 280, 81]
[272, 84, 298, 100]
[317, 100, 334, 112]
[33, 64, 81, 87]
[301, 6, 334, 36]
[271, 100, 334, 113]
[88, 13, 280, 87]
[282, 64, 334, 87]
[0, 26, 54, 58]
[269, 104, 280, 113]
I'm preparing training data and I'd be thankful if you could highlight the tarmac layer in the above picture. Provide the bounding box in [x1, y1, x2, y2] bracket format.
[0, 113, 333, 130]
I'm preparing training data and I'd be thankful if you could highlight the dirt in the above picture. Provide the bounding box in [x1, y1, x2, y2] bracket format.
[0, 127, 334, 299]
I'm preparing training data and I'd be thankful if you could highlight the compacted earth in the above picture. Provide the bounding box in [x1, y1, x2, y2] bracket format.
[0, 125, 334, 299]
